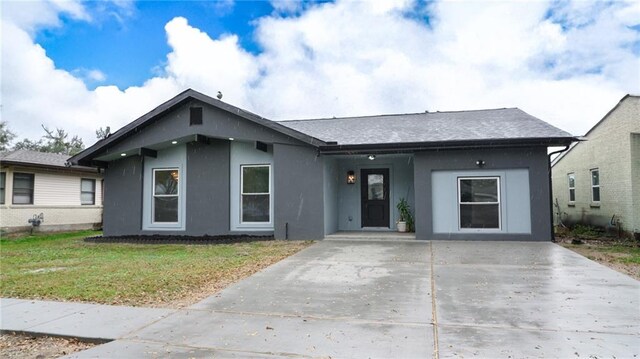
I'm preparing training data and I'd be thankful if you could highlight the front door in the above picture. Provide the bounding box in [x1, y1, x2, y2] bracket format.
[361, 168, 390, 228]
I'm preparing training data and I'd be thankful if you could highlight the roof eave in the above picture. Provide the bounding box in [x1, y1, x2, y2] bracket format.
[1, 160, 99, 173]
[318, 137, 578, 155]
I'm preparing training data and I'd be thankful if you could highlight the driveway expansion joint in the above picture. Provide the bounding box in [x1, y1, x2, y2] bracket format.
[430, 241, 440, 359]
[180, 308, 433, 327]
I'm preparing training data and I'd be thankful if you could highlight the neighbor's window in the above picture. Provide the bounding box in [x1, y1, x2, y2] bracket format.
[458, 177, 501, 229]
[13, 173, 34, 205]
[568, 173, 576, 202]
[153, 169, 179, 223]
[241, 165, 270, 223]
[81, 178, 96, 205]
[591, 169, 600, 202]
[0, 172, 5, 205]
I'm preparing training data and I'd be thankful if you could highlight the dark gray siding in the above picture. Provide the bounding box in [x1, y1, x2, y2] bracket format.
[103, 155, 143, 236]
[273, 143, 325, 240]
[99, 100, 302, 159]
[414, 147, 551, 241]
[185, 140, 230, 235]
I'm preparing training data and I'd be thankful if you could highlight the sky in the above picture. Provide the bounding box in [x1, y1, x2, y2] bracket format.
[1, 0, 639, 147]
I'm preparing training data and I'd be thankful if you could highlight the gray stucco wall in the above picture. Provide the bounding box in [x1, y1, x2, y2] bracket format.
[103, 155, 143, 236]
[323, 157, 339, 235]
[273, 143, 325, 240]
[185, 140, 231, 235]
[414, 147, 551, 241]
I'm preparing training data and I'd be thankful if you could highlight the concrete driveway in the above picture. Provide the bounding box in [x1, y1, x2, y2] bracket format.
[66, 239, 639, 358]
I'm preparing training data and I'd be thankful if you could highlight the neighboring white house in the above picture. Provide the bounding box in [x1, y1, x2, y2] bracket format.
[551, 94, 640, 237]
[0, 150, 103, 233]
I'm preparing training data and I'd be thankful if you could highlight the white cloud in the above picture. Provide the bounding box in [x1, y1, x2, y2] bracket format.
[1, 0, 89, 34]
[71, 68, 107, 83]
[270, 0, 302, 14]
[1, 0, 638, 148]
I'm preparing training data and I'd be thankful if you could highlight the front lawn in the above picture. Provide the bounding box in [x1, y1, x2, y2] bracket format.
[0, 231, 312, 307]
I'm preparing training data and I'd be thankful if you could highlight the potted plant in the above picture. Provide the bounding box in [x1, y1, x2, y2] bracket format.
[396, 198, 414, 233]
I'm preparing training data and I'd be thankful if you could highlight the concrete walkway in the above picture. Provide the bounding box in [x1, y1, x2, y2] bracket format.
[0, 298, 174, 341]
[2, 240, 639, 358]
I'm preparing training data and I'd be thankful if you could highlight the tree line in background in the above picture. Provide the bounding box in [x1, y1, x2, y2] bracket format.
[0, 121, 110, 156]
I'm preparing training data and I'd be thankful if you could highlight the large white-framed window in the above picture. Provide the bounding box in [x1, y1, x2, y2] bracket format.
[590, 168, 600, 202]
[458, 176, 501, 230]
[81, 178, 96, 205]
[13, 173, 34, 205]
[240, 164, 271, 224]
[567, 173, 576, 203]
[152, 168, 180, 224]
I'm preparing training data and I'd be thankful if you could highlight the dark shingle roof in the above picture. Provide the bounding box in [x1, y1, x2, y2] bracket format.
[0, 149, 97, 172]
[279, 108, 573, 145]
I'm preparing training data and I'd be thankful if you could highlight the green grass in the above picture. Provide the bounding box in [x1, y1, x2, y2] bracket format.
[602, 245, 640, 264]
[1, 231, 312, 307]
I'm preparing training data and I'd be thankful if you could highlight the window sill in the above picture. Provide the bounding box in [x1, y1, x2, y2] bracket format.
[568, 203, 576, 207]
[590, 203, 601, 208]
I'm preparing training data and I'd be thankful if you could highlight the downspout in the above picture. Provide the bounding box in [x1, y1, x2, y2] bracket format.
[548, 145, 570, 242]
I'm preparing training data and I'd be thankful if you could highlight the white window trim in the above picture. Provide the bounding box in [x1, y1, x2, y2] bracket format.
[80, 178, 96, 205]
[590, 168, 600, 203]
[240, 164, 272, 225]
[457, 176, 502, 231]
[567, 173, 576, 203]
[152, 168, 180, 225]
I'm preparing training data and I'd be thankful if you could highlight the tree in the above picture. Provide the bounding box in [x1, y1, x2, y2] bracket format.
[12, 125, 85, 155]
[0, 121, 16, 151]
[96, 126, 111, 140]
[13, 138, 44, 151]
[40, 126, 84, 155]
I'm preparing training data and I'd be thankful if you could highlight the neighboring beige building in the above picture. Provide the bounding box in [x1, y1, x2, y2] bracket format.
[0, 150, 103, 233]
[552, 94, 640, 237]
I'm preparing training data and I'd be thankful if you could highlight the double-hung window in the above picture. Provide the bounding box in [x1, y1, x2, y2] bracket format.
[13, 173, 34, 204]
[568, 173, 576, 202]
[241, 165, 270, 223]
[458, 177, 501, 229]
[591, 169, 600, 202]
[153, 169, 179, 223]
[0, 172, 5, 204]
[81, 178, 96, 205]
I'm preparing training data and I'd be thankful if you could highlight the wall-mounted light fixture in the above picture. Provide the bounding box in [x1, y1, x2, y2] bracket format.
[476, 159, 486, 167]
[347, 170, 356, 184]
[368, 154, 376, 161]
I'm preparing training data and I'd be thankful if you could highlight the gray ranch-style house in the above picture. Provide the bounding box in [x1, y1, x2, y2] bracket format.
[69, 89, 576, 241]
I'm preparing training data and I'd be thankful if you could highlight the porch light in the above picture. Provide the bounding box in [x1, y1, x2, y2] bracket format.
[368, 155, 376, 160]
[171, 140, 178, 144]
[347, 170, 356, 184]
[120, 153, 127, 157]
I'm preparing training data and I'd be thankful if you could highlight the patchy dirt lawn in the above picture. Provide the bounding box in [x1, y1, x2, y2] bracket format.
[1, 231, 314, 308]
[557, 236, 640, 280]
[0, 332, 97, 359]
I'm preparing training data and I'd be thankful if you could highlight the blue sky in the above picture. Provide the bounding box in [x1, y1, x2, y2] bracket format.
[35, 1, 278, 89]
[2, 0, 639, 144]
